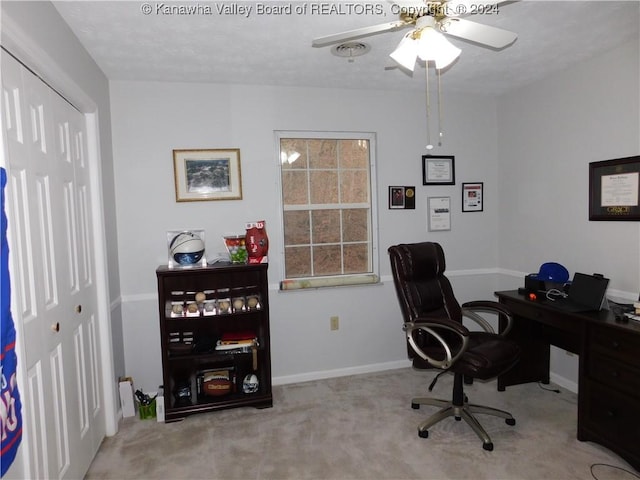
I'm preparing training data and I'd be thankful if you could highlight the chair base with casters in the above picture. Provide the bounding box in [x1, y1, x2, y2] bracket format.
[411, 373, 515, 451]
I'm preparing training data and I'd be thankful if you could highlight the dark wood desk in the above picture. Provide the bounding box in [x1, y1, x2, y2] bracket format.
[495, 290, 640, 471]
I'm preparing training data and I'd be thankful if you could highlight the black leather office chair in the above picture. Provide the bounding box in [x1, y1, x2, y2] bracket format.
[388, 242, 521, 451]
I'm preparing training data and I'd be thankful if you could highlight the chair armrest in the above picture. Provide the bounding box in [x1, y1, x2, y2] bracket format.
[461, 300, 514, 336]
[403, 318, 470, 370]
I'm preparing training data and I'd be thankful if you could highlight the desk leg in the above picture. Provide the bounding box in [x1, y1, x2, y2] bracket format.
[498, 314, 550, 390]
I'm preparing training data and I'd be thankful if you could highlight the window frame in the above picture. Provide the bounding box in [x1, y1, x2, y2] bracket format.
[275, 131, 379, 290]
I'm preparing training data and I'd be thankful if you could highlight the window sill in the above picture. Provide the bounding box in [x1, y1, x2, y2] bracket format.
[279, 274, 380, 291]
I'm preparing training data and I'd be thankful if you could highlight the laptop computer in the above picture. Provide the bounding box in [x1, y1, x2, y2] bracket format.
[547, 272, 609, 312]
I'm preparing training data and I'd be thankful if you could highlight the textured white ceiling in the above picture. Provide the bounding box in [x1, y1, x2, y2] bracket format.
[53, 0, 640, 96]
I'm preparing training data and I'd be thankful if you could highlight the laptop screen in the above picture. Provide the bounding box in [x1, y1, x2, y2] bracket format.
[568, 273, 609, 310]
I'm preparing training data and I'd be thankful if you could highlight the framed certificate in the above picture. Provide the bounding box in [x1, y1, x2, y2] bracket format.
[589, 155, 640, 221]
[462, 182, 483, 212]
[427, 196, 451, 231]
[423, 155, 455, 185]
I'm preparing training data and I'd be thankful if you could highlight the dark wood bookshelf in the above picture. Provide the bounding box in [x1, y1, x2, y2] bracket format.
[156, 263, 272, 422]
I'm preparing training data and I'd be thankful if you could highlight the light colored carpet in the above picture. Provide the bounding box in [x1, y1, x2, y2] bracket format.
[85, 368, 638, 480]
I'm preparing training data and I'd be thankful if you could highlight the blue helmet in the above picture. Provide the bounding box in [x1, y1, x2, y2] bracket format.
[533, 262, 569, 283]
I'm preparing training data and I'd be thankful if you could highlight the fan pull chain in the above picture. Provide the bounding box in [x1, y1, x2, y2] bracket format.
[425, 65, 445, 150]
[425, 66, 433, 150]
[437, 67, 444, 147]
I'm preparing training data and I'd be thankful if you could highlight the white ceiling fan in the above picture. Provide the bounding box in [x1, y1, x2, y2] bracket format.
[312, 0, 518, 70]
[312, 0, 518, 149]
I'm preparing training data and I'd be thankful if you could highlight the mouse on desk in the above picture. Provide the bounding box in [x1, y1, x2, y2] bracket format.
[616, 314, 629, 324]
[611, 305, 630, 323]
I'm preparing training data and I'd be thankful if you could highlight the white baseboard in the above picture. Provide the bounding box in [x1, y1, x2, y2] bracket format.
[549, 372, 578, 393]
[272, 359, 580, 396]
[272, 359, 412, 386]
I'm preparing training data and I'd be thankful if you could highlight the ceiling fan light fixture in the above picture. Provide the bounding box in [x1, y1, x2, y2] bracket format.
[389, 33, 418, 72]
[417, 27, 461, 70]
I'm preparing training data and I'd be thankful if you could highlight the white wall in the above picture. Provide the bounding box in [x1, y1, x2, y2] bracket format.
[111, 34, 639, 396]
[497, 39, 640, 292]
[496, 39, 640, 385]
[110, 81, 502, 391]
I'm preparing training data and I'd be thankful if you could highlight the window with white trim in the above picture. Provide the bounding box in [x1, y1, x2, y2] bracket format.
[276, 131, 379, 290]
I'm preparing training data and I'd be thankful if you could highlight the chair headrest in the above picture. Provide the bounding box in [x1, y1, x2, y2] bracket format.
[389, 242, 446, 281]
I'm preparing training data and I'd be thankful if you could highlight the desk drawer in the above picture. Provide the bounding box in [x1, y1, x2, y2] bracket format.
[582, 380, 640, 447]
[500, 298, 582, 353]
[588, 353, 640, 396]
[590, 325, 640, 367]
[500, 298, 581, 332]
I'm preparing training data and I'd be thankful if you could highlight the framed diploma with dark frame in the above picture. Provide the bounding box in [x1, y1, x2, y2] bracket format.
[422, 155, 455, 185]
[589, 155, 640, 221]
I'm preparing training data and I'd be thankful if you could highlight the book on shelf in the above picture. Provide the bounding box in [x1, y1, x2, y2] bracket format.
[215, 340, 256, 351]
[215, 334, 259, 370]
[216, 342, 257, 351]
[220, 330, 256, 342]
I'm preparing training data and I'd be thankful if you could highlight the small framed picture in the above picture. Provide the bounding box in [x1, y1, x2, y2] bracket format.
[389, 186, 415, 209]
[462, 182, 483, 212]
[423, 155, 455, 185]
[173, 149, 242, 202]
[427, 196, 451, 231]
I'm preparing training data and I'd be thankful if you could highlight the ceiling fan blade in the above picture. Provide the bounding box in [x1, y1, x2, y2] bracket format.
[312, 20, 410, 47]
[439, 17, 517, 49]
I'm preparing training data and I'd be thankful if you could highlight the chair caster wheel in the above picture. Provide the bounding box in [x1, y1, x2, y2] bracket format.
[455, 416, 462, 421]
[411, 403, 420, 410]
[506, 418, 516, 426]
[418, 430, 429, 439]
[483, 442, 494, 451]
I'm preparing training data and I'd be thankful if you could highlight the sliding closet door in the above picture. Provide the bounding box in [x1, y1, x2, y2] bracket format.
[1, 50, 103, 480]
